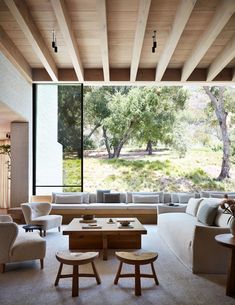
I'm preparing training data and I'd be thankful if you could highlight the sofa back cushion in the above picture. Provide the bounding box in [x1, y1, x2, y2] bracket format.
[214, 208, 230, 227]
[103, 193, 120, 203]
[52, 192, 89, 204]
[127, 191, 163, 203]
[171, 192, 195, 204]
[55, 194, 83, 204]
[132, 194, 160, 204]
[96, 190, 111, 202]
[186, 198, 203, 216]
[197, 203, 218, 225]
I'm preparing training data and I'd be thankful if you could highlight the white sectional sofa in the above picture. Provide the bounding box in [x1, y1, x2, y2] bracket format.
[157, 198, 230, 274]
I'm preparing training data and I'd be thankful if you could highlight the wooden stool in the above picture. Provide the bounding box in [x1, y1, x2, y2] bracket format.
[55, 251, 101, 297]
[114, 251, 159, 296]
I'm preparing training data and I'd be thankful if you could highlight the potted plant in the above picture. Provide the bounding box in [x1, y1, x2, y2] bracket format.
[220, 195, 235, 236]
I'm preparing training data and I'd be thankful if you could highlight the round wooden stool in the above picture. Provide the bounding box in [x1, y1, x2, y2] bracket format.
[55, 251, 101, 297]
[114, 251, 159, 296]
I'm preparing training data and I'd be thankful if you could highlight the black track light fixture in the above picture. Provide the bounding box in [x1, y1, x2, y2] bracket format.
[152, 30, 157, 53]
[52, 29, 58, 53]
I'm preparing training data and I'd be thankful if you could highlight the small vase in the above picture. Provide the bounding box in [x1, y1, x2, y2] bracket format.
[229, 217, 235, 237]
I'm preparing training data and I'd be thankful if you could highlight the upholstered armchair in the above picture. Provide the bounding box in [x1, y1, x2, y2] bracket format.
[0, 215, 46, 273]
[21, 202, 62, 236]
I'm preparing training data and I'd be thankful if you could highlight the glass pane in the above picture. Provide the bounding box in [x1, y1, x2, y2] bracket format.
[35, 84, 82, 195]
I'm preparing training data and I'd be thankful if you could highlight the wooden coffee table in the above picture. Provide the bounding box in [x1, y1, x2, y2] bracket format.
[63, 218, 147, 260]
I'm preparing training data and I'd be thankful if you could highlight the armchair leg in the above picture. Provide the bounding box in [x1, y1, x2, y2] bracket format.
[40, 259, 44, 269]
[0, 263, 6, 273]
[58, 226, 61, 232]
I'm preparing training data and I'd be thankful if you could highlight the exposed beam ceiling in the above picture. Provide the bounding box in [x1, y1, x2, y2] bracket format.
[207, 36, 235, 81]
[130, 0, 151, 82]
[181, 0, 235, 81]
[0, 25, 32, 82]
[50, 0, 84, 82]
[96, 0, 109, 82]
[155, 0, 196, 81]
[4, 0, 58, 81]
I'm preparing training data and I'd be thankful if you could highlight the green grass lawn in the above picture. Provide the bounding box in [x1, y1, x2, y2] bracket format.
[64, 147, 235, 192]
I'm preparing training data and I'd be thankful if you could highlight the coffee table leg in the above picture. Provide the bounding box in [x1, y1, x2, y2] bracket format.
[103, 235, 108, 260]
[135, 265, 141, 296]
[226, 249, 235, 296]
[72, 265, 79, 297]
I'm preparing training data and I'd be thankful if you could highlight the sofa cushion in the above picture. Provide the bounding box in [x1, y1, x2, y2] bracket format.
[103, 193, 120, 203]
[52, 192, 89, 204]
[86, 203, 128, 210]
[127, 191, 164, 203]
[171, 192, 195, 204]
[96, 190, 110, 202]
[133, 194, 159, 204]
[197, 203, 218, 225]
[178, 193, 195, 204]
[55, 194, 83, 204]
[127, 203, 158, 209]
[51, 203, 88, 210]
[196, 198, 221, 217]
[186, 198, 203, 216]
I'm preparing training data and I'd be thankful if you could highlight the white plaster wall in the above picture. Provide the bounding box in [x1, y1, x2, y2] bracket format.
[36, 85, 63, 195]
[0, 52, 32, 201]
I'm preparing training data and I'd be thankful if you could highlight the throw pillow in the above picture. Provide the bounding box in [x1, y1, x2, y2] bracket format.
[197, 203, 218, 226]
[103, 193, 120, 203]
[127, 191, 163, 203]
[52, 192, 89, 203]
[132, 194, 160, 204]
[186, 198, 203, 216]
[96, 190, 111, 203]
[55, 194, 83, 204]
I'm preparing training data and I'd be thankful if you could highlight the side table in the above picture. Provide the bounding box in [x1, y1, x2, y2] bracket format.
[215, 233, 235, 297]
[23, 224, 43, 237]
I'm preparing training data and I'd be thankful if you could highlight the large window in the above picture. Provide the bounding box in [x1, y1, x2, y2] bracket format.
[33, 84, 83, 195]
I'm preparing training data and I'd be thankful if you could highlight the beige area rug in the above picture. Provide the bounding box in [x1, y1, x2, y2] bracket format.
[0, 225, 234, 305]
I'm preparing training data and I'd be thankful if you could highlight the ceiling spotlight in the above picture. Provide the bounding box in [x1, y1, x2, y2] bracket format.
[52, 29, 58, 53]
[152, 30, 157, 53]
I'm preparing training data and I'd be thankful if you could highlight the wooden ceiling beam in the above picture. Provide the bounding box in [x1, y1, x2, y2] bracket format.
[50, 0, 84, 82]
[155, 0, 196, 81]
[207, 36, 235, 81]
[96, 0, 109, 82]
[4, 0, 58, 81]
[181, 0, 235, 82]
[0, 25, 32, 82]
[130, 0, 151, 82]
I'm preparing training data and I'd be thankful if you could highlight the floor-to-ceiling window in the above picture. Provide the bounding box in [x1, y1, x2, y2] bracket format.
[33, 84, 83, 195]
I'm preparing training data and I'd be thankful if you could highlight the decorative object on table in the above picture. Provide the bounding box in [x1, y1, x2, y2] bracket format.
[82, 214, 95, 221]
[107, 218, 115, 224]
[80, 214, 96, 223]
[82, 224, 102, 229]
[118, 220, 130, 227]
[220, 195, 235, 236]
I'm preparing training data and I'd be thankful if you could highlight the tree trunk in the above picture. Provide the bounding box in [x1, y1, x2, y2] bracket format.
[204, 86, 230, 180]
[146, 140, 153, 155]
[102, 127, 113, 158]
[86, 123, 101, 139]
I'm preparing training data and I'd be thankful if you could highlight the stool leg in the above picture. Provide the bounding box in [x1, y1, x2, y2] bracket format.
[151, 262, 159, 285]
[54, 263, 63, 286]
[135, 265, 141, 296]
[114, 262, 123, 284]
[91, 262, 101, 284]
[72, 265, 79, 297]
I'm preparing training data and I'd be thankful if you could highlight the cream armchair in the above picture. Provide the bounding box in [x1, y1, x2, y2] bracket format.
[0, 215, 46, 273]
[21, 202, 62, 236]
